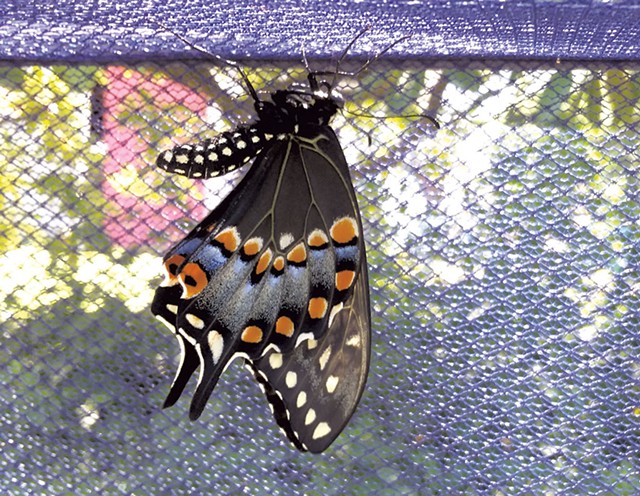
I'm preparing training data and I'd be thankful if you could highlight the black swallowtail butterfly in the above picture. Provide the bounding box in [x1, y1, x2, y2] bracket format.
[151, 28, 434, 453]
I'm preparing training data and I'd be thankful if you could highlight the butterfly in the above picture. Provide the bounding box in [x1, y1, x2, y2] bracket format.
[151, 28, 430, 453]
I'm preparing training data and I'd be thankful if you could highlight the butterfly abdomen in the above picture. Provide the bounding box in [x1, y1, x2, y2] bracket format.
[156, 92, 340, 180]
[157, 125, 279, 179]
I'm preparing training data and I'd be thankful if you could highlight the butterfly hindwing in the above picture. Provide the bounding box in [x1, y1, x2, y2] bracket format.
[249, 261, 370, 453]
[152, 243, 203, 407]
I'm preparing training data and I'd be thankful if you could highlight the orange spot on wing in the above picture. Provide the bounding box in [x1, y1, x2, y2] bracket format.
[275, 316, 295, 337]
[163, 255, 186, 285]
[214, 227, 240, 252]
[286, 242, 307, 264]
[308, 297, 328, 319]
[241, 325, 263, 343]
[255, 249, 273, 275]
[272, 256, 285, 273]
[308, 229, 329, 248]
[243, 237, 263, 257]
[330, 217, 358, 244]
[178, 262, 208, 298]
[335, 270, 356, 291]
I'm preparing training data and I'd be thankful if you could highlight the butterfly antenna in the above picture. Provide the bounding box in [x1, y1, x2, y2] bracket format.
[351, 33, 413, 78]
[302, 44, 321, 92]
[154, 22, 261, 104]
[330, 25, 373, 87]
[301, 44, 312, 74]
[344, 108, 440, 129]
[310, 27, 412, 85]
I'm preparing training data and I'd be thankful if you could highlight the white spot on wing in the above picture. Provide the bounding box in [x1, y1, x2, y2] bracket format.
[260, 343, 282, 357]
[285, 371, 297, 388]
[296, 391, 307, 408]
[225, 352, 249, 373]
[307, 339, 318, 350]
[269, 353, 283, 369]
[186, 313, 205, 330]
[170, 335, 187, 387]
[305, 408, 316, 425]
[312, 422, 332, 440]
[295, 332, 314, 348]
[195, 342, 205, 388]
[175, 154, 189, 165]
[256, 369, 269, 383]
[346, 334, 360, 347]
[207, 331, 224, 364]
[166, 304, 178, 315]
[319, 346, 331, 371]
[326, 375, 339, 393]
[279, 232, 295, 250]
[177, 328, 196, 346]
[328, 303, 343, 327]
[155, 315, 175, 332]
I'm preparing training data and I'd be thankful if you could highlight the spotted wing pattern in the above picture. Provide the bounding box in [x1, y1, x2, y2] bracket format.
[152, 126, 370, 452]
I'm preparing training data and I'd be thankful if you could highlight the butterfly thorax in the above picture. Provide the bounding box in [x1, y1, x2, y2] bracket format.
[256, 87, 343, 132]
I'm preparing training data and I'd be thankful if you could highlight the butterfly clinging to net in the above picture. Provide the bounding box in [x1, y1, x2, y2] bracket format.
[151, 28, 436, 453]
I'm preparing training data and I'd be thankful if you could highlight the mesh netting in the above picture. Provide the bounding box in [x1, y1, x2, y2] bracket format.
[1, 52, 639, 494]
